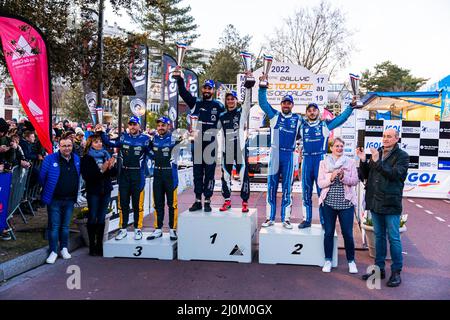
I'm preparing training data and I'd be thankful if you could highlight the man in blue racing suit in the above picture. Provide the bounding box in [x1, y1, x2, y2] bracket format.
[258, 88, 302, 229]
[298, 97, 357, 229]
[97, 116, 152, 241]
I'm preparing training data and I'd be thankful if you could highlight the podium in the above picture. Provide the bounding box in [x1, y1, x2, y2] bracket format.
[177, 208, 257, 263]
[259, 223, 338, 267]
[103, 232, 176, 260]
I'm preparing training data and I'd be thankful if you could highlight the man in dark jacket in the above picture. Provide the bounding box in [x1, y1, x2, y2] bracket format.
[357, 128, 409, 287]
[175, 66, 225, 212]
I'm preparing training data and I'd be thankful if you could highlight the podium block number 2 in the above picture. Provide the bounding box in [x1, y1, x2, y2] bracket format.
[134, 246, 143, 257]
[210, 233, 217, 244]
[291, 243, 303, 255]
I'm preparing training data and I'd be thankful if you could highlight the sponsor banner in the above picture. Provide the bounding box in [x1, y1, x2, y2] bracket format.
[404, 170, 450, 199]
[419, 156, 439, 170]
[401, 121, 421, 138]
[400, 138, 420, 157]
[364, 136, 382, 154]
[438, 158, 450, 170]
[419, 138, 439, 157]
[384, 120, 402, 137]
[163, 53, 179, 127]
[364, 120, 384, 137]
[355, 110, 370, 130]
[420, 121, 440, 139]
[129, 45, 149, 120]
[408, 156, 419, 169]
[249, 104, 266, 129]
[0, 15, 52, 153]
[439, 121, 450, 139]
[441, 89, 450, 122]
[214, 179, 306, 194]
[184, 68, 199, 98]
[238, 60, 328, 113]
[438, 139, 450, 157]
[0, 173, 12, 231]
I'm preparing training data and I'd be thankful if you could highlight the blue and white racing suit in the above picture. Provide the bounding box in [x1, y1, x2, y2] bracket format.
[301, 106, 354, 224]
[258, 88, 302, 222]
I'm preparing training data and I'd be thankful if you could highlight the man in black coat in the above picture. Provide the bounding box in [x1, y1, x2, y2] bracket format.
[357, 128, 409, 287]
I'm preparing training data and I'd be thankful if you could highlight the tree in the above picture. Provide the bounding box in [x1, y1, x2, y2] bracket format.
[59, 83, 91, 123]
[130, 0, 200, 109]
[201, 24, 251, 84]
[361, 61, 428, 92]
[266, 0, 352, 76]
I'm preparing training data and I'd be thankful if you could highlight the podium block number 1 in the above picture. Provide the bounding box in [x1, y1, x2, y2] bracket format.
[291, 243, 303, 255]
[210, 233, 217, 244]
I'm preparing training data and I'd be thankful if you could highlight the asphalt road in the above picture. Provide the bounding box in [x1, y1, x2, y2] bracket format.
[0, 191, 449, 300]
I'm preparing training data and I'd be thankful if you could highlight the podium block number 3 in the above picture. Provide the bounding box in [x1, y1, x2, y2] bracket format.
[210, 233, 217, 244]
[134, 246, 143, 257]
[291, 243, 303, 255]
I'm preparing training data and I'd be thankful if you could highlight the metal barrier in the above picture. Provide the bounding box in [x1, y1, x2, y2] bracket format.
[6, 166, 31, 240]
[21, 160, 42, 216]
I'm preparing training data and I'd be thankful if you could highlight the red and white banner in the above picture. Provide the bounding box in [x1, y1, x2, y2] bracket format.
[0, 15, 52, 153]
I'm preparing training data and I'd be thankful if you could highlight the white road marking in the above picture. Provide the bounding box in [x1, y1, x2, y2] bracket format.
[407, 199, 415, 203]
[444, 200, 450, 204]
[435, 217, 445, 222]
[415, 204, 423, 209]
[425, 210, 434, 215]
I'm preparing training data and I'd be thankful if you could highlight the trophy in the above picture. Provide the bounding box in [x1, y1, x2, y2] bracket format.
[349, 73, 364, 108]
[240, 51, 255, 88]
[173, 41, 187, 79]
[259, 54, 273, 88]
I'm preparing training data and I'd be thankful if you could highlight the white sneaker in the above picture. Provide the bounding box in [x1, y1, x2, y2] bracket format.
[46, 251, 58, 264]
[322, 260, 332, 273]
[115, 228, 128, 241]
[147, 229, 163, 240]
[261, 219, 275, 227]
[283, 220, 293, 229]
[60, 248, 71, 259]
[348, 261, 358, 274]
[169, 229, 178, 241]
[134, 229, 143, 240]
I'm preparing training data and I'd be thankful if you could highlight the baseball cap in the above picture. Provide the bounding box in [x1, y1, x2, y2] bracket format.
[128, 116, 141, 125]
[203, 79, 215, 89]
[306, 103, 319, 110]
[225, 91, 238, 99]
[156, 116, 171, 125]
[86, 123, 93, 129]
[281, 95, 294, 104]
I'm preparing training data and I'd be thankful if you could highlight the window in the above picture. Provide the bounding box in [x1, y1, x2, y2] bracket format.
[4, 87, 14, 105]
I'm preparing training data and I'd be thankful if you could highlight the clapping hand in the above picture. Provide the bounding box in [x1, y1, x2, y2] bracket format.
[370, 147, 380, 162]
[356, 147, 365, 161]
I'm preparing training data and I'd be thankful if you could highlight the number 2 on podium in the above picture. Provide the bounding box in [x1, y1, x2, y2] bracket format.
[210, 233, 217, 244]
[291, 243, 303, 255]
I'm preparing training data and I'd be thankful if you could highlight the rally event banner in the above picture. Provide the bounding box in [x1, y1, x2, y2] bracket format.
[0, 15, 52, 153]
[163, 53, 199, 128]
[129, 44, 149, 122]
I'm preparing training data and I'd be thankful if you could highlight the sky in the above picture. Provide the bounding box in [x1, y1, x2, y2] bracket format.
[105, 0, 450, 86]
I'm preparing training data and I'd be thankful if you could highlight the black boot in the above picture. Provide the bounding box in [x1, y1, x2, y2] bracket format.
[386, 271, 402, 287]
[203, 199, 212, 212]
[189, 200, 202, 212]
[87, 223, 97, 256]
[362, 268, 386, 281]
[96, 223, 105, 257]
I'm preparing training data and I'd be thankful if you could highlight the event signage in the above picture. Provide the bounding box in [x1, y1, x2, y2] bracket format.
[237, 60, 328, 114]
[0, 15, 52, 153]
[129, 45, 149, 119]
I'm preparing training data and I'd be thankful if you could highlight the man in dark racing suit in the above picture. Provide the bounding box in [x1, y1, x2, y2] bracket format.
[175, 65, 224, 212]
[97, 116, 152, 241]
[147, 117, 182, 241]
[217, 84, 252, 212]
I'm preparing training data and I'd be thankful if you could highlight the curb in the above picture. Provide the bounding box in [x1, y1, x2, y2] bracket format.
[0, 234, 84, 282]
